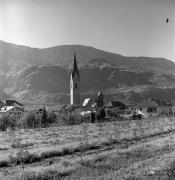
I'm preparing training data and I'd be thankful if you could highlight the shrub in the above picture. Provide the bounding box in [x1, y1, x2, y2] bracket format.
[81, 155, 108, 168]
[9, 151, 40, 165]
[0, 147, 8, 151]
[62, 147, 74, 155]
[165, 161, 175, 178]
[11, 167, 75, 180]
[47, 111, 57, 124]
[42, 106, 48, 127]
[0, 160, 9, 167]
[126, 176, 142, 180]
[18, 112, 37, 128]
[96, 108, 106, 122]
[11, 142, 33, 148]
[0, 114, 16, 131]
[40, 150, 62, 159]
[41, 147, 75, 159]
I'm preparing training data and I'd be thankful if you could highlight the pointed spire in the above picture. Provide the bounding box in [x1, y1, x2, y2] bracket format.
[72, 52, 79, 77]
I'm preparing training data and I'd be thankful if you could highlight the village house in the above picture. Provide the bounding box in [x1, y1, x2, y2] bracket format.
[34, 108, 44, 120]
[0, 106, 24, 120]
[0, 99, 24, 120]
[134, 98, 172, 118]
[24, 106, 44, 120]
[151, 98, 172, 115]
[82, 91, 104, 109]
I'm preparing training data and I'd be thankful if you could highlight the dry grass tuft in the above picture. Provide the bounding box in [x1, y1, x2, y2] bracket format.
[8, 166, 76, 180]
[11, 142, 34, 149]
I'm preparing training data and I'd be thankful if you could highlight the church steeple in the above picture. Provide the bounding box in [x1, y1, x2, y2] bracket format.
[72, 52, 79, 78]
[70, 52, 80, 105]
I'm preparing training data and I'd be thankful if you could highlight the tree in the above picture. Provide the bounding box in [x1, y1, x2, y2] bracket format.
[18, 112, 36, 129]
[79, 122, 89, 164]
[96, 108, 106, 122]
[47, 111, 57, 124]
[9, 136, 31, 180]
[42, 107, 48, 128]
[0, 114, 16, 131]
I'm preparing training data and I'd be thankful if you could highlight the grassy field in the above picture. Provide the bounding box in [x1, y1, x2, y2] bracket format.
[0, 120, 175, 179]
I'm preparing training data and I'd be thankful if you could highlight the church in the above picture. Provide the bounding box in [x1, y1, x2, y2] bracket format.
[70, 53, 80, 105]
[70, 53, 104, 108]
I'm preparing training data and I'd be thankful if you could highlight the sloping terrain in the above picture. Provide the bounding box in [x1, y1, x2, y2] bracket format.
[0, 40, 175, 104]
[0, 40, 175, 74]
[5, 64, 175, 104]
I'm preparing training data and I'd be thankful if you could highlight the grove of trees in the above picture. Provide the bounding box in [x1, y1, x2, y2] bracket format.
[0, 106, 108, 131]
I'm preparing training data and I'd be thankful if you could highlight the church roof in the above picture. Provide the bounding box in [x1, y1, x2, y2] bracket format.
[72, 52, 79, 78]
[97, 91, 103, 97]
[83, 98, 92, 107]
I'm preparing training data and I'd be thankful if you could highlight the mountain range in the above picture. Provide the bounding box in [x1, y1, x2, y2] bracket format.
[0, 40, 175, 105]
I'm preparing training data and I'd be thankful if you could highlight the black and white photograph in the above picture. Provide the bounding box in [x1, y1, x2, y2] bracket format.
[0, 0, 174, 179]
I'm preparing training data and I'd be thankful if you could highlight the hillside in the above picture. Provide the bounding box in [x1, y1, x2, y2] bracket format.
[0, 40, 175, 74]
[0, 41, 175, 104]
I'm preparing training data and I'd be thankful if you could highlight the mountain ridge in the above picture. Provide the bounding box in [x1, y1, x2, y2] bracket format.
[0, 40, 175, 104]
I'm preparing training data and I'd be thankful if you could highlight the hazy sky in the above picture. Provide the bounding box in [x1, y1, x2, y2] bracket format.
[0, 0, 175, 61]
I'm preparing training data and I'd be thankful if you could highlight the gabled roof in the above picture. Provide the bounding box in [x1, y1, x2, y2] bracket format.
[0, 106, 24, 113]
[105, 101, 126, 108]
[137, 100, 158, 107]
[71, 53, 79, 78]
[97, 91, 103, 97]
[83, 98, 92, 107]
[150, 98, 172, 106]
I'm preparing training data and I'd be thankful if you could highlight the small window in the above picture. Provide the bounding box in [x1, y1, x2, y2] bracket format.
[140, 107, 142, 111]
[147, 107, 157, 113]
[75, 83, 77, 88]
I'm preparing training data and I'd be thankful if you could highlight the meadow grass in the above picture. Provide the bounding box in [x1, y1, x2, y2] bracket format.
[1, 166, 76, 180]
[0, 119, 175, 179]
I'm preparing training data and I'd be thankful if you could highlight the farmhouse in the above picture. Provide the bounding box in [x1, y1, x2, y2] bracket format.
[0, 106, 24, 120]
[24, 106, 44, 120]
[135, 98, 172, 118]
[34, 108, 44, 120]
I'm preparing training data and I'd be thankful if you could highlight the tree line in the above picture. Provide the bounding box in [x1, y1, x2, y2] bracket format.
[0, 106, 106, 131]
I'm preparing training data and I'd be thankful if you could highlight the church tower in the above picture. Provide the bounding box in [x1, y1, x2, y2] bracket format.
[70, 53, 80, 105]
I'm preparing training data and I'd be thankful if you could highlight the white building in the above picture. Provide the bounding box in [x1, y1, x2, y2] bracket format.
[0, 106, 24, 120]
[135, 98, 172, 118]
